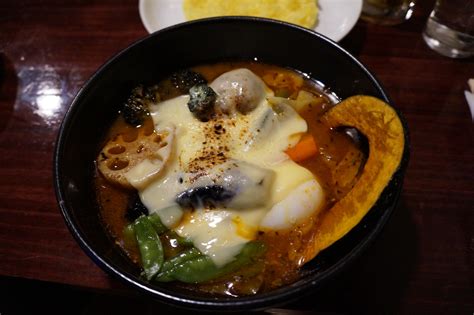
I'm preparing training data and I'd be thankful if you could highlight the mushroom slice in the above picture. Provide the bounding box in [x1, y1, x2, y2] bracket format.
[97, 124, 175, 189]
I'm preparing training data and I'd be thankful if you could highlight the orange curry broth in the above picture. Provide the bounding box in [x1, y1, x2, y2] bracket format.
[95, 62, 365, 296]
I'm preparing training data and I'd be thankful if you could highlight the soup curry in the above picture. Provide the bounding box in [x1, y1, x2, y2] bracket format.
[94, 62, 403, 296]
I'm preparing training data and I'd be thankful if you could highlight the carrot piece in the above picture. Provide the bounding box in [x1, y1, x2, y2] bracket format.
[285, 134, 318, 162]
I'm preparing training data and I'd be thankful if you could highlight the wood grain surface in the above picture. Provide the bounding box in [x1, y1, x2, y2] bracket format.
[0, 1, 473, 314]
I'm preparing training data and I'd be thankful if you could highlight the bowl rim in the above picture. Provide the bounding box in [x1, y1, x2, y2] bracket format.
[54, 16, 409, 311]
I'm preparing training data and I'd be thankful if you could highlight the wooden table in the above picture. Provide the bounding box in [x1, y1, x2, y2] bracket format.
[1, 1, 472, 314]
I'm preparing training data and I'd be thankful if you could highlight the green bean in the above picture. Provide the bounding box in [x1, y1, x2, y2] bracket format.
[147, 213, 168, 234]
[156, 242, 266, 283]
[134, 215, 164, 280]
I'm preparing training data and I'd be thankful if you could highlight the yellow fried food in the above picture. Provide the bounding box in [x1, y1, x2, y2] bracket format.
[183, 0, 319, 29]
[301, 95, 405, 263]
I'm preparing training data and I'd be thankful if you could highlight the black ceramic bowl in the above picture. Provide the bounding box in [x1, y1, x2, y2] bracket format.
[54, 17, 409, 311]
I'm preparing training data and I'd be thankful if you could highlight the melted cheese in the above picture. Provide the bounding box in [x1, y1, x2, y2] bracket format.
[129, 71, 324, 266]
[175, 209, 259, 266]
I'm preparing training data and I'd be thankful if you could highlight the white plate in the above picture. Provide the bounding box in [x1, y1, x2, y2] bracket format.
[139, 0, 362, 42]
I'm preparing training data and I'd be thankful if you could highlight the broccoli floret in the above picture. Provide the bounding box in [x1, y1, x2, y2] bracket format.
[122, 84, 160, 126]
[171, 69, 207, 93]
[187, 84, 217, 121]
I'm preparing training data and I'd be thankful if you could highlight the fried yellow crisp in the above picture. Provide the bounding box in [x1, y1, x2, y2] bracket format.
[183, 0, 318, 29]
[301, 95, 405, 263]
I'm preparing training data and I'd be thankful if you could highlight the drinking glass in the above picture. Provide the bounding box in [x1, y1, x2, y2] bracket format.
[361, 0, 416, 25]
[422, 0, 474, 58]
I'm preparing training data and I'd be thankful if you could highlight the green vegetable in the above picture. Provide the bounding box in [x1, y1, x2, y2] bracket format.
[164, 230, 194, 247]
[134, 215, 164, 280]
[147, 213, 168, 234]
[155, 242, 266, 283]
[156, 247, 203, 281]
[188, 84, 216, 121]
[122, 84, 159, 126]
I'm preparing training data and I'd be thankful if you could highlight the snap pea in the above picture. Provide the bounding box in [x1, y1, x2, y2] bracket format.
[148, 207, 192, 247]
[155, 247, 203, 282]
[163, 230, 194, 247]
[147, 213, 168, 234]
[134, 215, 164, 280]
[156, 242, 266, 283]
